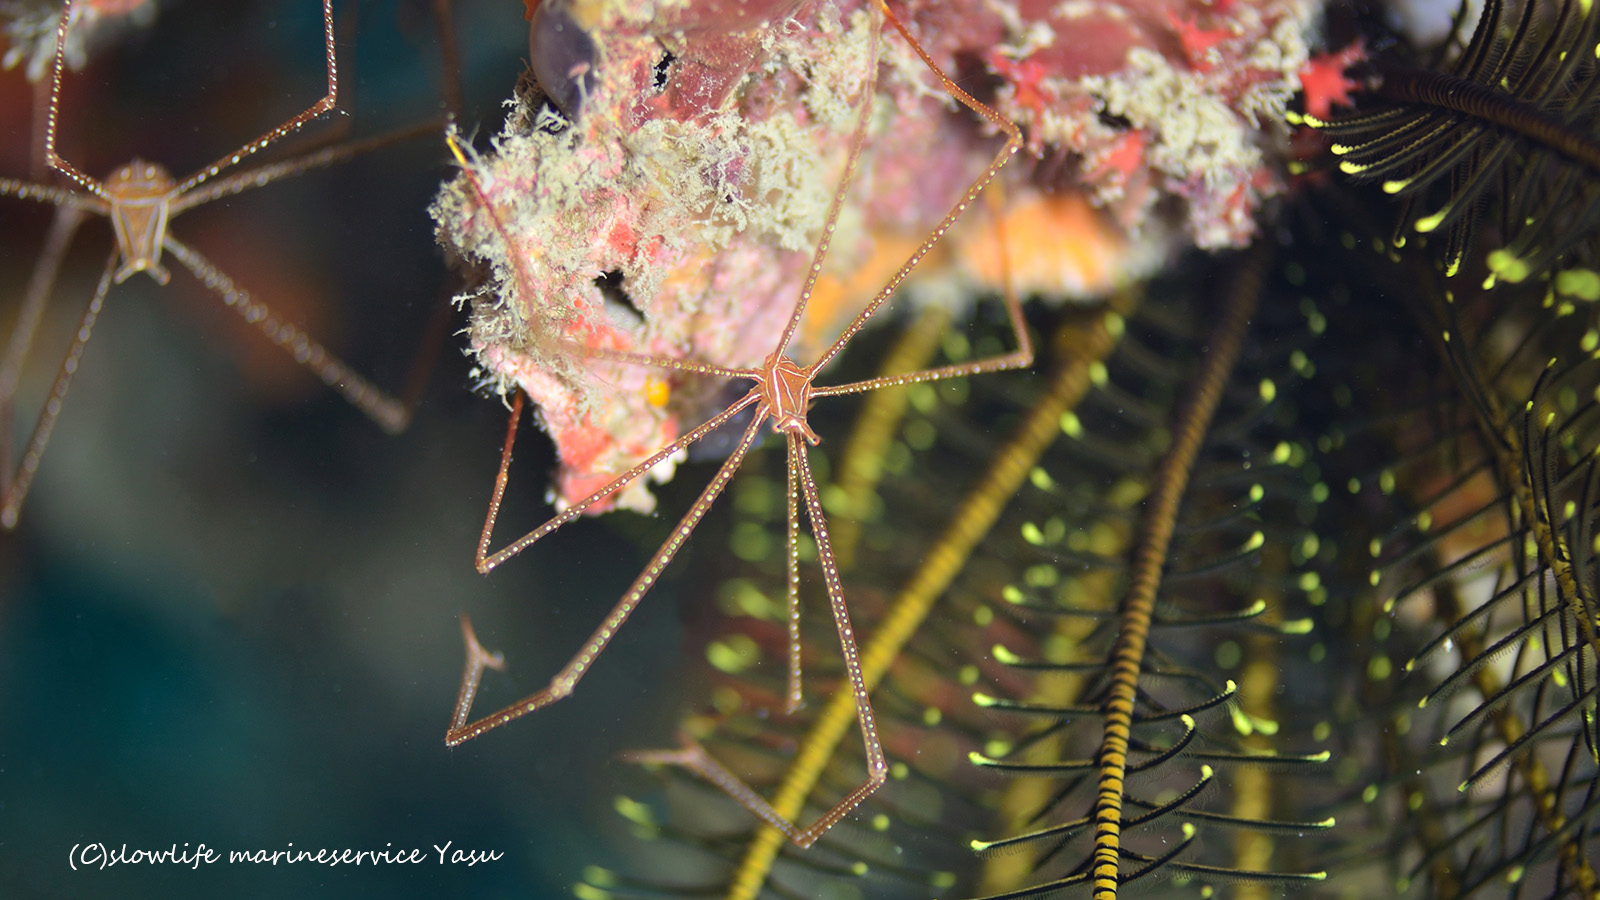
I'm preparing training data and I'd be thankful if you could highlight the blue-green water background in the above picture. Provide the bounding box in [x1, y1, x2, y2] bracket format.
[0, 2, 696, 897]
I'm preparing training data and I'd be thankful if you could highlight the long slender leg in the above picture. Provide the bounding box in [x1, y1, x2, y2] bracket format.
[162, 235, 411, 434]
[169, 121, 445, 215]
[806, 0, 1023, 377]
[783, 444, 804, 713]
[813, 186, 1030, 399]
[1, 206, 89, 513]
[168, 0, 464, 214]
[430, 0, 465, 120]
[576, 344, 755, 382]
[474, 389, 761, 572]
[447, 413, 766, 745]
[770, 7, 880, 358]
[171, 0, 340, 195]
[449, 616, 505, 733]
[46, 0, 340, 198]
[474, 390, 527, 569]
[1, 204, 89, 451]
[1, 246, 117, 529]
[0, 177, 98, 211]
[42, 1, 105, 198]
[628, 433, 887, 849]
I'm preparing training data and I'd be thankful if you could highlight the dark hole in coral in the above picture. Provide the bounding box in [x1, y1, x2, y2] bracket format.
[653, 51, 677, 90]
[1097, 109, 1133, 131]
[595, 269, 645, 322]
[952, 51, 1005, 107]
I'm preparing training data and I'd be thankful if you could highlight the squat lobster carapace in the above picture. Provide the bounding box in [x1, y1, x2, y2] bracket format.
[444, 0, 1030, 848]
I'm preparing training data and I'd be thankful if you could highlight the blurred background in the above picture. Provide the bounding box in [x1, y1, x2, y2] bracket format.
[0, 2, 699, 897]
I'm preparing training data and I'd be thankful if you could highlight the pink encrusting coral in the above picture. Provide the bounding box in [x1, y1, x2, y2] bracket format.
[970, 0, 1326, 248]
[433, 0, 1324, 514]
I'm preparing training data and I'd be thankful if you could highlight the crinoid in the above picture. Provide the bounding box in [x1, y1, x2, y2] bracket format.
[1305, 0, 1600, 281]
[0, 0, 437, 528]
[443, 0, 1032, 848]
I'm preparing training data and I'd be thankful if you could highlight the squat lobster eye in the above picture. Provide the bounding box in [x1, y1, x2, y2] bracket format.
[643, 376, 671, 408]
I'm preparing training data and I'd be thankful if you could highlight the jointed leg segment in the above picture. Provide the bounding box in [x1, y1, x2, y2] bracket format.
[1, 243, 114, 529]
[622, 435, 891, 847]
[449, 409, 768, 745]
[162, 237, 412, 434]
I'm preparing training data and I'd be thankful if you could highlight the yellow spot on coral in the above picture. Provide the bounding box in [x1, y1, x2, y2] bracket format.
[644, 376, 670, 408]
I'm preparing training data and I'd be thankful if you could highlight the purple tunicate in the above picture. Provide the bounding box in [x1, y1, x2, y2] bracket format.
[529, 0, 596, 119]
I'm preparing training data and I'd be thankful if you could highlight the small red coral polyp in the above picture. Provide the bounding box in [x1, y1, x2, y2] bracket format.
[1297, 40, 1365, 120]
[1166, 9, 1232, 72]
